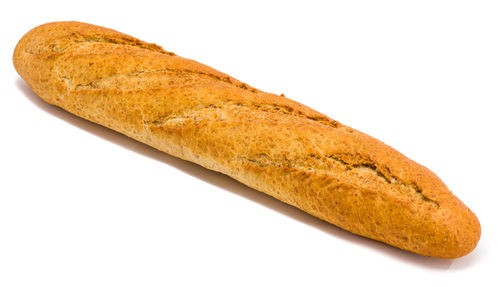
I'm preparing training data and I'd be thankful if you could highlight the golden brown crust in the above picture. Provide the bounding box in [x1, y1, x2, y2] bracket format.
[13, 21, 480, 258]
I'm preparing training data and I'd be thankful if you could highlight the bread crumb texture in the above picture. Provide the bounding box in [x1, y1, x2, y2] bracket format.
[13, 21, 480, 258]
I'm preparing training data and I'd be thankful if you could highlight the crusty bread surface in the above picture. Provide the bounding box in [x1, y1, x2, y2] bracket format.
[13, 21, 481, 258]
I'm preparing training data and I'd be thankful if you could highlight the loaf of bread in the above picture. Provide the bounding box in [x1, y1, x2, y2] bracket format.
[13, 21, 480, 258]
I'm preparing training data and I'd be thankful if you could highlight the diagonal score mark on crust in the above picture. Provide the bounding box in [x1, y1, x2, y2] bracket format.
[72, 34, 174, 56]
[143, 100, 343, 130]
[327, 155, 439, 207]
[24, 32, 174, 56]
[72, 68, 258, 93]
[241, 153, 440, 208]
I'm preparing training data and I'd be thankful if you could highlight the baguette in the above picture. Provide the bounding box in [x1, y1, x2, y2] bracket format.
[13, 21, 480, 258]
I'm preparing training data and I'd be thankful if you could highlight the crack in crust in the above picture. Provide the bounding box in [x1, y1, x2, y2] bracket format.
[72, 68, 258, 93]
[242, 153, 440, 208]
[326, 155, 439, 207]
[75, 35, 171, 53]
[144, 100, 343, 130]
[71, 33, 175, 56]
[24, 32, 174, 56]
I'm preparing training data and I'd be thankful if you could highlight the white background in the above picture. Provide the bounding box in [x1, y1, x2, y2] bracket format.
[1, 1, 498, 286]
